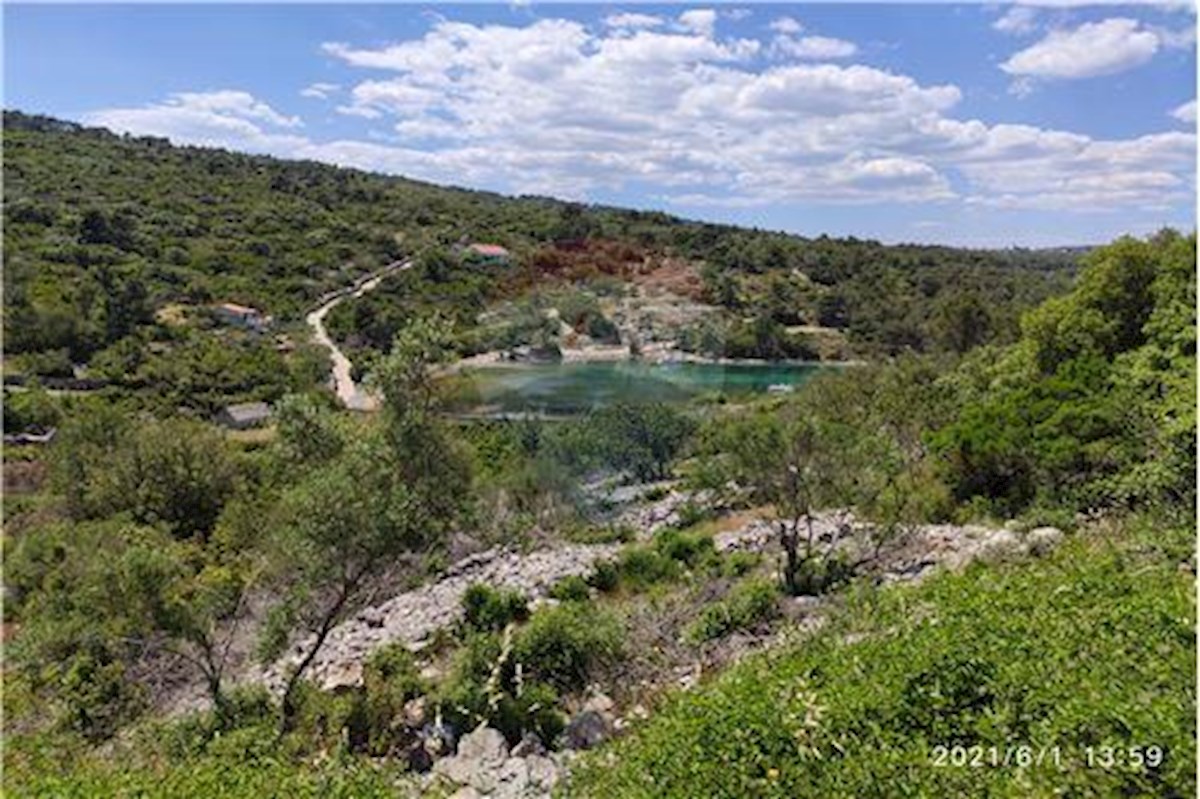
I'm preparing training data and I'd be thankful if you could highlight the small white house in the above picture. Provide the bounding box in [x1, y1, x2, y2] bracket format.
[216, 401, 272, 430]
[214, 302, 270, 331]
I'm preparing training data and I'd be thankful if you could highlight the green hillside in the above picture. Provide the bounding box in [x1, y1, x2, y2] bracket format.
[4, 110, 1075, 385]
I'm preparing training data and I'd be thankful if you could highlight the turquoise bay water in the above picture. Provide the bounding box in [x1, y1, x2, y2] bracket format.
[455, 361, 824, 415]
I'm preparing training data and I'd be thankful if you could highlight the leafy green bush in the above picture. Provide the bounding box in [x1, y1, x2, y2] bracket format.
[563, 523, 636, 545]
[57, 650, 144, 742]
[160, 686, 275, 760]
[362, 644, 425, 754]
[577, 403, 697, 482]
[586, 560, 621, 593]
[548, 575, 592, 602]
[654, 528, 716, 570]
[514, 603, 624, 694]
[674, 501, 714, 530]
[721, 551, 762, 578]
[615, 547, 680, 591]
[790, 552, 854, 596]
[436, 632, 566, 746]
[461, 583, 529, 633]
[686, 579, 780, 643]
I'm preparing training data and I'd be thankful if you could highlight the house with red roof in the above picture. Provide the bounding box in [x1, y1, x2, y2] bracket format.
[465, 243, 511, 265]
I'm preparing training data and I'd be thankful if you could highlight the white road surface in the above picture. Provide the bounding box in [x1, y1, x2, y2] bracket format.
[304, 260, 410, 410]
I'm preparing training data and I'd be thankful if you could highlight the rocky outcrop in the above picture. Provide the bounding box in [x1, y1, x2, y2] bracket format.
[428, 725, 564, 799]
[259, 543, 621, 694]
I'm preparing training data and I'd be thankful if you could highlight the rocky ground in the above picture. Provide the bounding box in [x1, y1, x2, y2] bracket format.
[257, 542, 624, 695]
[161, 480, 1065, 799]
[404, 512, 1065, 799]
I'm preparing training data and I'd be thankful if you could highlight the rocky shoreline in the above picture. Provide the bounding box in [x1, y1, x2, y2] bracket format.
[451, 343, 862, 371]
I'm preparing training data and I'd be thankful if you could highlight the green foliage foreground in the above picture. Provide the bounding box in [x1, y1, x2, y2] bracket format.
[570, 517, 1195, 798]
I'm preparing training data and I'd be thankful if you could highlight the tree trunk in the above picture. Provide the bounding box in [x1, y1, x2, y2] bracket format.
[779, 520, 799, 595]
[278, 584, 354, 735]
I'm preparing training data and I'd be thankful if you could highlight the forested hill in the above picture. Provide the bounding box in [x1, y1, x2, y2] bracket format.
[4, 109, 1076, 374]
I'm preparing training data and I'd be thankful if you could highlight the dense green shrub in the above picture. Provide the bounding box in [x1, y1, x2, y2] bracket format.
[721, 551, 762, 578]
[576, 403, 697, 482]
[933, 232, 1195, 518]
[654, 528, 716, 569]
[461, 584, 529, 633]
[615, 547, 680, 591]
[586, 560, 621, 593]
[436, 632, 566, 746]
[790, 551, 854, 596]
[686, 579, 780, 643]
[548, 575, 591, 602]
[362, 644, 425, 754]
[514, 604, 624, 694]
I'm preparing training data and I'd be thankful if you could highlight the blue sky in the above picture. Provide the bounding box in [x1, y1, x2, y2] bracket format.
[5, 3, 1196, 246]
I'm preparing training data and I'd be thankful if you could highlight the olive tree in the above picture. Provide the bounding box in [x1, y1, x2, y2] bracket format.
[721, 404, 852, 595]
[265, 316, 472, 732]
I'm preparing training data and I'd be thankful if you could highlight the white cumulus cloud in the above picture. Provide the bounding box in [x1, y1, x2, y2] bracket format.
[82, 16, 1195, 216]
[677, 9, 717, 37]
[1171, 99, 1197, 123]
[1001, 18, 1160, 79]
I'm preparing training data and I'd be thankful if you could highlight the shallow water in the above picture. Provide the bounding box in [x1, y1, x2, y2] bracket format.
[453, 360, 825, 415]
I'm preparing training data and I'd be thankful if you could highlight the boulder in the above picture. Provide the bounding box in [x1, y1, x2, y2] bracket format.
[458, 724, 510, 763]
[565, 709, 611, 750]
[1026, 526, 1064, 556]
[526, 754, 560, 790]
[511, 732, 547, 758]
[403, 696, 427, 727]
[583, 692, 615, 716]
[977, 529, 1024, 562]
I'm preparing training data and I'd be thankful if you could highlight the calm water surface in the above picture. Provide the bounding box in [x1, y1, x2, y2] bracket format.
[454, 361, 825, 415]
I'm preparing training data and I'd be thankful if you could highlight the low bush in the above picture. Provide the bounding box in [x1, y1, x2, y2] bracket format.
[461, 583, 529, 633]
[514, 603, 625, 694]
[564, 523, 636, 545]
[687, 579, 780, 643]
[721, 551, 762, 578]
[789, 552, 854, 596]
[548, 574, 591, 602]
[362, 644, 426, 754]
[654, 528, 716, 569]
[436, 632, 566, 746]
[616, 547, 680, 591]
[586, 560, 621, 593]
[674, 501, 714, 530]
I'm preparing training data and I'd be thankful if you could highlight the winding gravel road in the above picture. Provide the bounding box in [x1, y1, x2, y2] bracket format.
[305, 260, 410, 410]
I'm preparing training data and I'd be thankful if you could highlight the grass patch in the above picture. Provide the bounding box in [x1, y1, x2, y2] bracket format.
[572, 516, 1195, 797]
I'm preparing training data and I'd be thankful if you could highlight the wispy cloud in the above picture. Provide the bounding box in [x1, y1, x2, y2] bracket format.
[993, 6, 1039, 35]
[603, 12, 663, 31]
[770, 34, 858, 60]
[300, 82, 340, 100]
[1171, 99, 1197, 124]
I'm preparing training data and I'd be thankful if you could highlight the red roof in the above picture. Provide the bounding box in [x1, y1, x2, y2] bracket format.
[468, 244, 510, 257]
